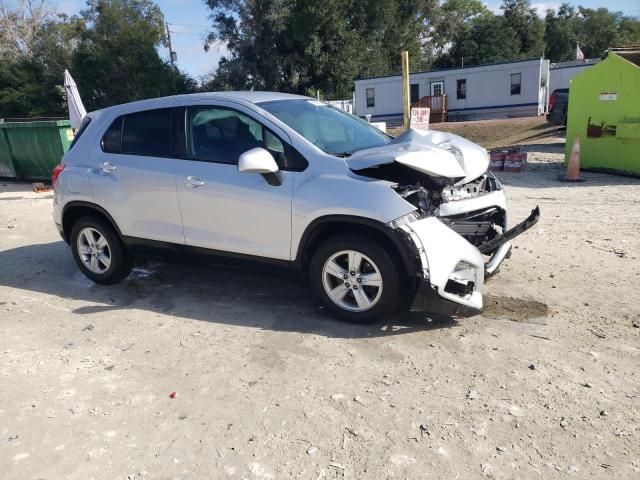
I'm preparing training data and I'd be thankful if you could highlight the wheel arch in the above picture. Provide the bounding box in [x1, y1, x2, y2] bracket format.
[61, 201, 122, 244]
[294, 215, 419, 281]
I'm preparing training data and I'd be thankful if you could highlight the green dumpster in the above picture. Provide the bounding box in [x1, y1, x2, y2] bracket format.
[0, 120, 18, 178]
[0, 119, 74, 180]
[565, 48, 640, 176]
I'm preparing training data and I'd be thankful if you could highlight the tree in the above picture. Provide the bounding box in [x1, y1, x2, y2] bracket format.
[544, 4, 580, 62]
[0, 0, 197, 117]
[429, 0, 491, 60]
[203, 0, 437, 99]
[0, 0, 55, 59]
[501, 0, 545, 58]
[577, 8, 640, 59]
[0, 10, 84, 117]
[72, 0, 196, 110]
[544, 5, 640, 62]
[436, 12, 521, 68]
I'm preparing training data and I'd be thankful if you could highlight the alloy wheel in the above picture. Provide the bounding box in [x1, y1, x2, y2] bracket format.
[321, 250, 383, 312]
[77, 227, 111, 274]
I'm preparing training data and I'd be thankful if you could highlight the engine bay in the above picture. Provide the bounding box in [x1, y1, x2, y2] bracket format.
[354, 162, 506, 248]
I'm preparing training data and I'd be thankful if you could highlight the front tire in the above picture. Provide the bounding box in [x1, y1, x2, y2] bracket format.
[309, 236, 401, 323]
[70, 215, 133, 285]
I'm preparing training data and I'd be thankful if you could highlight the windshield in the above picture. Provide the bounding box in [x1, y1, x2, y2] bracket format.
[259, 99, 390, 156]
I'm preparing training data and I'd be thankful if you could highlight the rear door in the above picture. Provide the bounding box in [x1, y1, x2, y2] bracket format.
[175, 104, 296, 260]
[89, 107, 185, 244]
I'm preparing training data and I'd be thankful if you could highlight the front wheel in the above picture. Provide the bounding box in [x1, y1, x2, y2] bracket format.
[309, 236, 401, 323]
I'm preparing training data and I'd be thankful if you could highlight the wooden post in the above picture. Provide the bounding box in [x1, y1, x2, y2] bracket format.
[401, 51, 410, 130]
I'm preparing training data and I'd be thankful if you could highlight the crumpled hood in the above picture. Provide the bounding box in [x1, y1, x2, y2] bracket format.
[346, 128, 489, 185]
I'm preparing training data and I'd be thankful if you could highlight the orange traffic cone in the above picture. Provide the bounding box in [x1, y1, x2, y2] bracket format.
[562, 136, 585, 182]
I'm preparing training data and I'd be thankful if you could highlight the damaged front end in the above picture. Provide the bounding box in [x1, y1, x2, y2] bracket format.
[349, 128, 540, 310]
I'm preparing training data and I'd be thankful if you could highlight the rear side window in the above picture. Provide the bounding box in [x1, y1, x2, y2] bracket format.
[69, 116, 91, 150]
[102, 117, 122, 153]
[102, 108, 177, 157]
[122, 108, 173, 157]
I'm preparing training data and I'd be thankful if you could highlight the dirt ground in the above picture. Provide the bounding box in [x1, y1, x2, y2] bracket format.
[390, 116, 562, 150]
[1, 138, 639, 479]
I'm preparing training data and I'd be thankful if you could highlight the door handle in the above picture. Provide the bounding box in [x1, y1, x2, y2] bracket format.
[101, 161, 116, 173]
[185, 176, 205, 187]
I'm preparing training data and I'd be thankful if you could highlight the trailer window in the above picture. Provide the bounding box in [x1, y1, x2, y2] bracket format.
[457, 79, 467, 100]
[511, 73, 521, 95]
[410, 84, 420, 104]
[366, 88, 375, 108]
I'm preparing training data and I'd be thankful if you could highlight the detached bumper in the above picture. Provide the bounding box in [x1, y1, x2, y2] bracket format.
[400, 217, 485, 309]
[400, 206, 540, 310]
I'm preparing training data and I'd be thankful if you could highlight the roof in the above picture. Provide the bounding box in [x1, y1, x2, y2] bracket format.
[612, 48, 640, 68]
[550, 59, 599, 70]
[355, 57, 543, 82]
[91, 91, 310, 116]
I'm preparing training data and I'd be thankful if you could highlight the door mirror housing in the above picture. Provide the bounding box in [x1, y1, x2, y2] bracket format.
[238, 148, 279, 174]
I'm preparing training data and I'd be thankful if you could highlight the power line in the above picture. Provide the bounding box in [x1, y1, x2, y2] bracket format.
[167, 22, 210, 29]
[167, 31, 206, 36]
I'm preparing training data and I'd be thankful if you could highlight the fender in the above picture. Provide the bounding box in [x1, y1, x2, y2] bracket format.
[293, 214, 420, 278]
[61, 201, 123, 242]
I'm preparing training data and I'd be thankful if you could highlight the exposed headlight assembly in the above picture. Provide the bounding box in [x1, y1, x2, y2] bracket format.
[388, 211, 419, 229]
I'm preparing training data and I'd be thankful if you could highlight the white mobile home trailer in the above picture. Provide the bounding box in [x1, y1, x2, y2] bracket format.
[354, 58, 550, 123]
[549, 59, 599, 93]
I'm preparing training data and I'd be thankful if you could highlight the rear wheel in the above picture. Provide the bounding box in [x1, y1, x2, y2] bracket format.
[310, 236, 401, 323]
[70, 215, 133, 285]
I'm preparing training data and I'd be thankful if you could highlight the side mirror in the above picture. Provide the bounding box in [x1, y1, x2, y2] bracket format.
[238, 147, 279, 174]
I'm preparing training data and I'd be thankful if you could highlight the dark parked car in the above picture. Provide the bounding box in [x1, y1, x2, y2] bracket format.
[547, 88, 569, 125]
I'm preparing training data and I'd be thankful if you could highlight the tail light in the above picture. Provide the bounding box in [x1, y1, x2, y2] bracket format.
[549, 93, 556, 112]
[52, 163, 66, 190]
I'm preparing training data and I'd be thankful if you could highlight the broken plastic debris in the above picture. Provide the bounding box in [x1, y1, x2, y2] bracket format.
[32, 182, 51, 193]
[169, 391, 177, 399]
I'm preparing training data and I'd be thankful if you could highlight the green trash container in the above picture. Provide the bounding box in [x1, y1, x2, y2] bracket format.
[0, 119, 74, 180]
[0, 120, 18, 178]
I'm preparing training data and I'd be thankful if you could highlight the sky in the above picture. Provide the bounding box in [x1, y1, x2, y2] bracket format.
[50, 0, 639, 80]
[53, 0, 226, 80]
[484, 0, 640, 16]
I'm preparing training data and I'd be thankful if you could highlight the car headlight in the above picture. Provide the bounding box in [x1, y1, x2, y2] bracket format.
[388, 211, 419, 229]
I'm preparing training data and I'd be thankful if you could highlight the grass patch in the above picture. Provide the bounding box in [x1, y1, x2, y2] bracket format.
[388, 117, 564, 149]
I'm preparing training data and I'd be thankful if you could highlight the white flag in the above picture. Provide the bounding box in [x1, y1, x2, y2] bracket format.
[576, 44, 584, 61]
[64, 70, 87, 130]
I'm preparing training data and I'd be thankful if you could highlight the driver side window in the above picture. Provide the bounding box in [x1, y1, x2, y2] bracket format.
[188, 107, 263, 165]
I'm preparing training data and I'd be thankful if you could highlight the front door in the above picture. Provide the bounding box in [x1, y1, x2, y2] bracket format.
[175, 105, 294, 260]
[430, 81, 444, 97]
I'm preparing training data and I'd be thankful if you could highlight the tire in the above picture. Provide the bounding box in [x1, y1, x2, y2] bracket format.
[70, 215, 133, 285]
[309, 235, 401, 323]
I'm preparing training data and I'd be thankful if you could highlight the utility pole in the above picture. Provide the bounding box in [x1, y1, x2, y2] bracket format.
[401, 51, 410, 130]
[166, 22, 177, 68]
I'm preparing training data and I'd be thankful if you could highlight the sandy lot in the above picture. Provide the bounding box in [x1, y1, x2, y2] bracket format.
[1, 141, 639, 479]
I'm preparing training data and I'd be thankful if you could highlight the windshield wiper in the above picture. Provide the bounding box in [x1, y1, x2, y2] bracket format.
[334, 151, 353, 158]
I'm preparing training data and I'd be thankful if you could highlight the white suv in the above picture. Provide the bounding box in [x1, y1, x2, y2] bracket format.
[52, 92, 538, 322]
